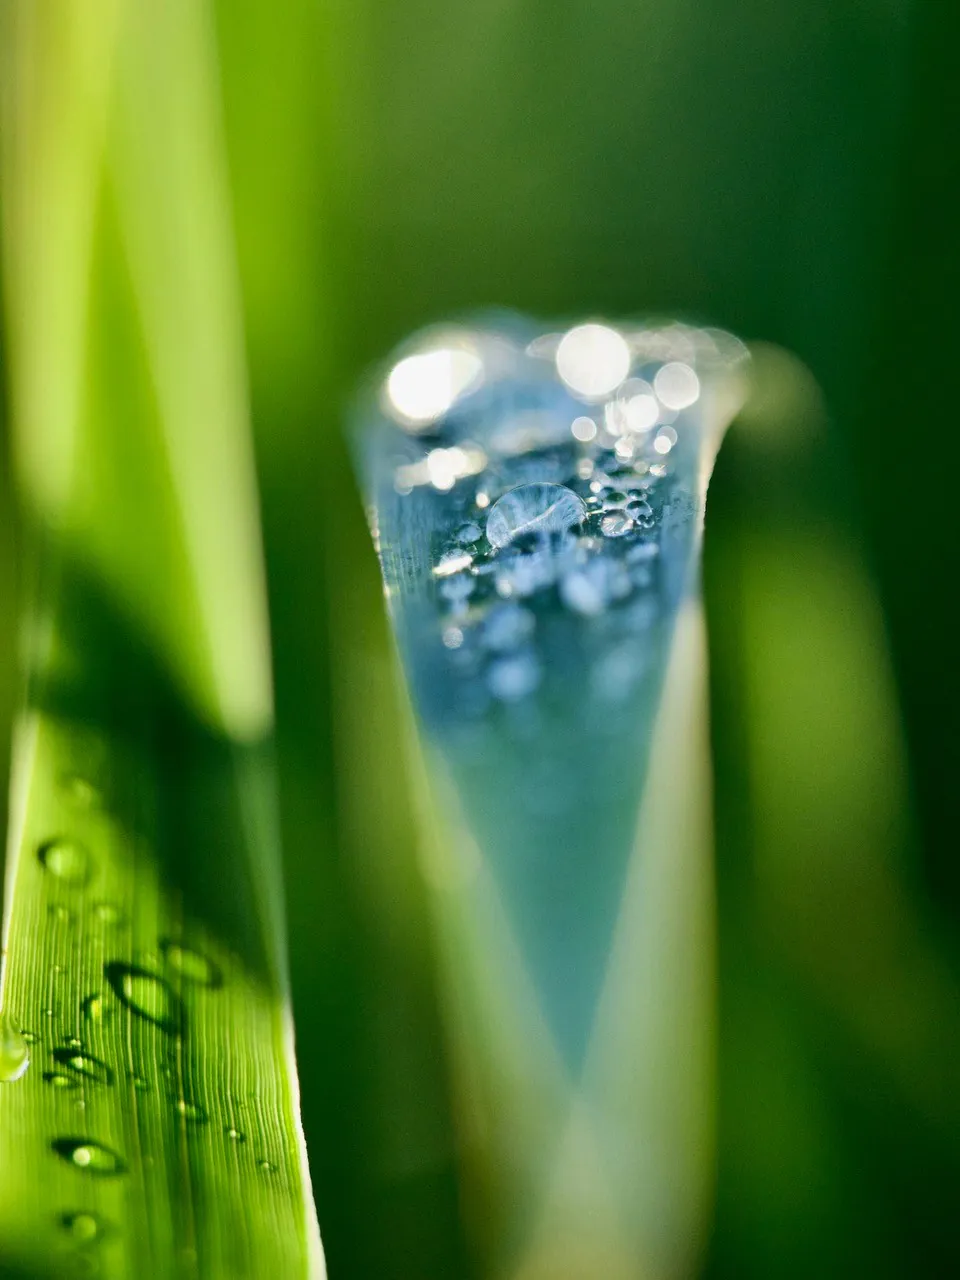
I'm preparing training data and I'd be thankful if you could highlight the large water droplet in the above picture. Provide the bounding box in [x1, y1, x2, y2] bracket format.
[160, 940, 222, 989]
[52, 1138, 126, 1176]
[485, 484, 586, 550]
[38, 839, 90, 885]
[600, 511, 634, 538]
[0, 1012, 30, 1082]
[104, 963, 184, 1036]
[53, 1047, 114, 1087]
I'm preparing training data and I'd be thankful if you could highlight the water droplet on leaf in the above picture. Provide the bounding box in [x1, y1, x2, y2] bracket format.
[52, 1138, 126, 1176]
[45, 1072, 79, 1089]
[160, 940, 222, 989]
[53, 1047, 114, 1086]
[600, 512, 633, 537]
[38, 839, 90, 885]
[486, 483, 586, 549]
[60, 1211, 108, 1243]
[487, 651, 541, 701]
[0, 1012, 30, 1082]
[104, 963, 184, 1036]
[174, 1099, 207, 1123]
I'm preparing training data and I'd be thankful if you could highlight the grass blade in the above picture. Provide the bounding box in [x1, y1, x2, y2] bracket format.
[356, 315, 746, 1276]
[0, 3, 323, 1275]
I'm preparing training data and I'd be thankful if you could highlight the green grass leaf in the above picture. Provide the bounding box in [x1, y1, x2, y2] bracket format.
[0, 2, 323, 1275]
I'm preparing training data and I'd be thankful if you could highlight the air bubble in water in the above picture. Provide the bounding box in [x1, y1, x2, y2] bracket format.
[0, 1012, 30, 1082]
[486, 484, 586, 549]
[104, 963, 184, 1036]
[38, 839, 90, 885]
[52, 1138, 126, 1176]
[160, 940, 222, 989]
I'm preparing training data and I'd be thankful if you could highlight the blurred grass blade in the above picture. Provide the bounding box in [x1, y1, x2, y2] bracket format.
[355, 314, 746, 1277]
[0, 3, 323, 1276]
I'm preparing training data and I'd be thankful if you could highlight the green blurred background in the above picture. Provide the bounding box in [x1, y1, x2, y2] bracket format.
[3, 0, 960, 1275]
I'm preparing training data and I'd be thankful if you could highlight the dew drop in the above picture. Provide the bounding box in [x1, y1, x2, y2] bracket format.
[225, 1126, 246, 1143]
[258, 1159, 277, 1174]
[60, 775, 102, 809]
[455, 521, 482, 545]
[21, 1029, 39, 1045]
[53, 1047, 114, 1087]
[52, 1138, 126, 1177]
[44, 1072, 79, 1089]
[174, 1098, 202, 1122]
[174, 1099, 207, 1124]
[481, 603, 535, 653]
[104, 963, 184, 1036]
[38, 839, 90, 886]
[487, 651, 541, 702]
[600, 512, 634, 537]
[485, 484, 586, 549]
[93, 903, 121, 926]
[159, 940, 222, 989]
[81, 995, 104, 1023]
[60, 1211, 108, 1243]
[0, 1012, 30, 1083]
[48, 904, 74, 925]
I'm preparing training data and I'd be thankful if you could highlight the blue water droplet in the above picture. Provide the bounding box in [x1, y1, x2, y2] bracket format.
[486, 484, 586, 549]
[487, 651, 541, 701]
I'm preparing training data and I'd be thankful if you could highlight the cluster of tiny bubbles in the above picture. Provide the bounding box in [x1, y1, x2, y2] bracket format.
[38, 837, 90, 886]
[51, 1138, 127, 1177]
